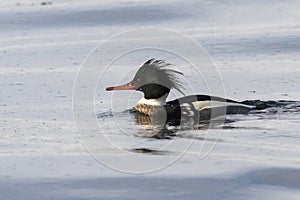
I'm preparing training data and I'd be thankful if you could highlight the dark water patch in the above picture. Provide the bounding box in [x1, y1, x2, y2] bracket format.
[243, 100, 300, 112]
[223, 125, 272, 131]
[205, 35, 300, 55]
[126, 148, 171, 155]
[2, 167, 299, 199]
[1, 4, 191, 29]
[176, 133, 224, 143]
[241, 168, 300, 189]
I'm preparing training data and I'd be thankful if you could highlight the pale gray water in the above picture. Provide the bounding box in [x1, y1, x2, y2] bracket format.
[0, 0, 300, 199]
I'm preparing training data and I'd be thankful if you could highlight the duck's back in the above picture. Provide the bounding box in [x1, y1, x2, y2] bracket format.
[166, 95, 254, 120]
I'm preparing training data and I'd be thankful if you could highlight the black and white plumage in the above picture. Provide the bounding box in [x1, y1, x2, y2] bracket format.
[106, 59, 254, 123]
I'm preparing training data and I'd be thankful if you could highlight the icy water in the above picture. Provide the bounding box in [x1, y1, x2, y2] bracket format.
[1, 0, 300, 199]
[96, 99, 300, 153]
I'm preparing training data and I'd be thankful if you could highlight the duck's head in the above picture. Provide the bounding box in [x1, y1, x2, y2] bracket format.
[106, 59, 184, 99]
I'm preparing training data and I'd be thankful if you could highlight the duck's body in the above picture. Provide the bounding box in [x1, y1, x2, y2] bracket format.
[106, 59, 254, 122]
[135, 94, 253, 122]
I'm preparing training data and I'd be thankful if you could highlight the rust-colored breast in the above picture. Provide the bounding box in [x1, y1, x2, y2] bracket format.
[135, 103, 153, 116]
[135, 104, 168, 126]
[135, 103, 168, 119]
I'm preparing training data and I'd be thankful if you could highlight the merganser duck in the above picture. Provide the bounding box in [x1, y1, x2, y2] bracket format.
[106, 59, 254, 124]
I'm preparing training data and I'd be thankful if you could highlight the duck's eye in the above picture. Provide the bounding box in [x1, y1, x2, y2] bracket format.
[136, 78, 142, 83]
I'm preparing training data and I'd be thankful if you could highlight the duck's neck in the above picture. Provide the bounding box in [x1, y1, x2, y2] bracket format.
[135, 94, 168, 115]
[137, 93, 168, 106]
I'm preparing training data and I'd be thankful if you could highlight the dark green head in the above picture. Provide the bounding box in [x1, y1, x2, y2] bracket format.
[106, 59, 184, 99]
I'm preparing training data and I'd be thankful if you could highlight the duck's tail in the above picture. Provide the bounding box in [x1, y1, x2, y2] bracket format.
[241, 100, 300, 112]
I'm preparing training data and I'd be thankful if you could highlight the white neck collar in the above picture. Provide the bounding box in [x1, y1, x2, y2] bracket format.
[137, 94, 168, 106]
